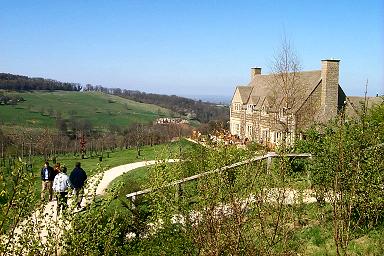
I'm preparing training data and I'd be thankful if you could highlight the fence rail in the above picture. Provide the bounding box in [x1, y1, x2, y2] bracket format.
[126, 152, 312, 201]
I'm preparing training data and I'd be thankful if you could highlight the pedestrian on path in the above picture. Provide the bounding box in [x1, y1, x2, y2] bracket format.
[69, 162, 87, 209]
[53, 163, 61, 177]
[40, 161, 55, 201]
[53, 166, 71, 214]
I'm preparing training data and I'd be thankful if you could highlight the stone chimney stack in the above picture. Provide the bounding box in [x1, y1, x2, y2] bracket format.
[251, 67, 261, 79]
[321, 59, 340, 120]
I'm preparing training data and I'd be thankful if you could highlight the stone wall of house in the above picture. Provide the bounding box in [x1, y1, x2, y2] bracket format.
[296, 81, 322, 131]
[321, 59, 340, 121]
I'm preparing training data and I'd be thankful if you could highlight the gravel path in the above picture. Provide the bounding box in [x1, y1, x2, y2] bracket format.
[4, 159, 177, 255]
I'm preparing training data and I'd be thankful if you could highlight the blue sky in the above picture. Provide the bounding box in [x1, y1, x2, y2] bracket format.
[0, 0, 383, 97]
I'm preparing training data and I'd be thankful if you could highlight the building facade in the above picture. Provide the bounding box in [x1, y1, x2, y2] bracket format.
[230, 59, 346, 146]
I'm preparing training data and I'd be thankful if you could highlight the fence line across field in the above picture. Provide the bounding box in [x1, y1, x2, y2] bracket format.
[126, 152, 312, 202]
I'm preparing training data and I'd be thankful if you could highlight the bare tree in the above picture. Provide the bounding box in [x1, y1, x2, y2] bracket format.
[269, 37, 304, 110]
[267, 37, 307, 145]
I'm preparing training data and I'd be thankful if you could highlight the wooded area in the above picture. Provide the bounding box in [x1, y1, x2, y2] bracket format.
[0, 73, 82, 91]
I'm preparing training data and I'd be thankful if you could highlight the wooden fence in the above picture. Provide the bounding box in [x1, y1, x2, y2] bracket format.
[126, 152, 312, 202]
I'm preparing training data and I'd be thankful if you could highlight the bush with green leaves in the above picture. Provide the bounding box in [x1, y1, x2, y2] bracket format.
[296, 101, 384, 255]
[144, 144, 308, 255]
[0, 159, 36, 238]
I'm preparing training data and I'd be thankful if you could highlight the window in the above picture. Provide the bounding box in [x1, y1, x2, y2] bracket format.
[247, 104, 256, 113]
[261, 106, 268, 115]
[261, 129, 269, 141]
[247, 125, 252, 136]
[234, 103, 242, 111]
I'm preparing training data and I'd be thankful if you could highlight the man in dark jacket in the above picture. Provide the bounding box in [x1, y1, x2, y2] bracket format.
[41, 161, 55, 201]
[69, 162, 87, 209]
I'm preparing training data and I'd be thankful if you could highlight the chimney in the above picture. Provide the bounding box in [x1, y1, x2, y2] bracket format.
[321, 59, 340, 120]
[251, 67, 261, 79]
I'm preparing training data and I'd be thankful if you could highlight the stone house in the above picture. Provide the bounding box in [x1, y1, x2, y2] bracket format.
[230, 59, 346, 146]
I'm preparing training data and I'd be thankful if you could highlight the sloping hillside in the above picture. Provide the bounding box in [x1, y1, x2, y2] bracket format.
[84, 86, 229, 123]
[0, 91, 173, 130]
[0, 72, 229, 124]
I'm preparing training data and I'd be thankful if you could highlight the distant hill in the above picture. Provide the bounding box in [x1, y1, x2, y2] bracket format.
[0, 90, 173, 132]
[0, 73, 82, 91]
[84, 85, 229, 123]
[183, 95, 231, 105]
[0, 72, 229, 125]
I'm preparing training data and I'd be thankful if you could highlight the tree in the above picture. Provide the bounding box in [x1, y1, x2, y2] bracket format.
[270, 37, 303, 110]
[268, 36, 306, 145]
[0, 129, 10, 159]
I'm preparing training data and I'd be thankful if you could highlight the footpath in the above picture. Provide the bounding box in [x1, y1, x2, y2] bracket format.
[3, 159, 177, 255]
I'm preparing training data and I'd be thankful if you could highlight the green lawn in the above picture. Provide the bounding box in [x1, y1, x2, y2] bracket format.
[106, 138, 199, 195]
[0, 140, 195, 236]
[26, 140, 191, 196]
[0, 140, 192, 220]
[0, 91, 172, 130]
[108, 166, 151, 196]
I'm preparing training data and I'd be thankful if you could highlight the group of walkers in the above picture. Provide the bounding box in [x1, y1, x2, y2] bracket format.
[40, 161, 87, 213]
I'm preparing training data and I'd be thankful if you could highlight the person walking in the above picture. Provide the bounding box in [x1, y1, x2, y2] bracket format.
[52, 166, 71, 214]
[40, 161, 55, 201]
[69, 162, 87, 209]
[53, 163, 61, 177]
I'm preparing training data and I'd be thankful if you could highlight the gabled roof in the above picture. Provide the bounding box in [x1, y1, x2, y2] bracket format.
[247, 94, 266, 109]
[232, 70, 322, 111]
[347, 96, 383, 113]
[248, 95, 260, 105]
[232, 86, 252, 103]
[249, 70, 321, 97]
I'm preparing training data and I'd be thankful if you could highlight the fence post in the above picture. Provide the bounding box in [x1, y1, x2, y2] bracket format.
[267, 155, 272, 174]
[130, 195, 136, 210]
[175, 183, 183, 202]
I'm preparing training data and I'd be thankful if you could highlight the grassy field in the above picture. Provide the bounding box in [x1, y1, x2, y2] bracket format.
[106, 138, 198, 195]
[0, 140, 196, 233]
[0, 140, 192, 229]
[27, 140, 191, 199]
[0, 90, 173, 130]
[109, 166, 150, 195]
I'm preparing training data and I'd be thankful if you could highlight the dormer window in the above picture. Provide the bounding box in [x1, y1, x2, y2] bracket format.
[233, 103, 242, 111]
[261, 106, 268, 115]
[282, 107, 291, 116]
